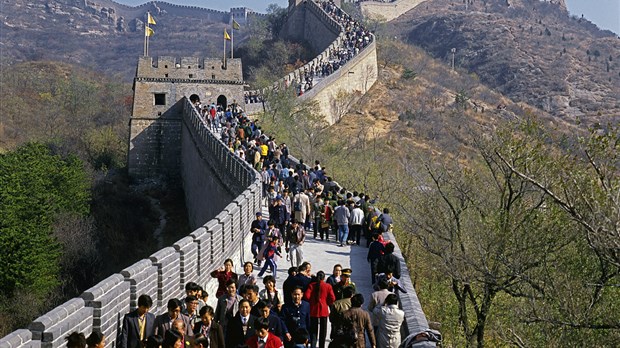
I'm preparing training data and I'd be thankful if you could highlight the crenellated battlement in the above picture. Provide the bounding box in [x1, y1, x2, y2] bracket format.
[136, 56, 243, 82]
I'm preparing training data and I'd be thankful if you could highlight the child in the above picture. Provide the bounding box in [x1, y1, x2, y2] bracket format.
[257, 236, 281, 279]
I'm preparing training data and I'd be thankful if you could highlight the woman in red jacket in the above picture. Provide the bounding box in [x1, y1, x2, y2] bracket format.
[304, 271, 336, 348]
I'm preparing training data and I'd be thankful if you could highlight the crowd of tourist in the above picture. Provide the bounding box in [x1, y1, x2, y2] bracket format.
[58, 1, 415, 345]
[61, 82, 412, 348]
[245, 0, 374, 101]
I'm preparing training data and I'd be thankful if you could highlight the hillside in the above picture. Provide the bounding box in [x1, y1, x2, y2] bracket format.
[0, 0, 258, 79]
[386, 0, 620, 123]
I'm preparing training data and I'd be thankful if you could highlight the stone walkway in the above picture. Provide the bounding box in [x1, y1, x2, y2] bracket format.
[270, 233, 374, 296]
[257, 204, 378, 345]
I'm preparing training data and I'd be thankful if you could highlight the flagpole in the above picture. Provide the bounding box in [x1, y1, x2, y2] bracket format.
[223, 29, 227, 69]
[146, 25, 150, 57]
[144, 14, 148, 56]
[231, 15, 234, 59]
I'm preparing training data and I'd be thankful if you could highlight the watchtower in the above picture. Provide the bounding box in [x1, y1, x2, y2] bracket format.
[128, 56, 244, 179]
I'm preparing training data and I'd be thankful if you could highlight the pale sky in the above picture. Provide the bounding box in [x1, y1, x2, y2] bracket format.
[114, 0, 620, 35]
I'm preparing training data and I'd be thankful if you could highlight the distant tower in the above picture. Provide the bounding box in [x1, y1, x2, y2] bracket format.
[128, 56, 244, 180]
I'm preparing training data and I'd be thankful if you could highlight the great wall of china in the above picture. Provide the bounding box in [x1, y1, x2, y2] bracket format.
[0, 1, 434, 347]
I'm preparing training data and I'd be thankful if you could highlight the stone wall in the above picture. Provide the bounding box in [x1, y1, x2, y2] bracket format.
[1, 100, 261, 348]
[360, 0, 427, 21]
[303, 1, 342, 54]
[300, 39, 378, 124]
[0, 330, 40, 348]
[129, 56, 245, 180]
[253, 0, 378, 124]
[383, 232, 436, 346]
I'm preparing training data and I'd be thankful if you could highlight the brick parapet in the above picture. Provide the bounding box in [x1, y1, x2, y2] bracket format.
[3, 97, 260, 348]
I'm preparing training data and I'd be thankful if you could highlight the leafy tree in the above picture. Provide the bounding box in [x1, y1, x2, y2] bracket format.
[0, 143, 90, 299]
[266, 4, 288, 39]
[258, 88, 328, 162]
[491, 122, 620, 338]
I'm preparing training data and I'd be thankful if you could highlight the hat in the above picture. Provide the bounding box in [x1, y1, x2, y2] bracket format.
[256, 212, 262, 216]
[275, 195, 283, 200]
[341, 268, 352, 277]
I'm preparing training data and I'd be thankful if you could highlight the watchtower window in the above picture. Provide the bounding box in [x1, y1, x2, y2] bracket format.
[164, 65, 168, 68]
[165, 73, 169, 78]
[154, 93, 166, 106]
[188, 66, 191, 69]
[212, 66, 215, 69]
[189, 74, 194, 78]
[212, 74, 216, 79]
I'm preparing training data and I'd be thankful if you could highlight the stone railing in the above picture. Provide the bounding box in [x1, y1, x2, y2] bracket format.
[0, 99, 261, 348]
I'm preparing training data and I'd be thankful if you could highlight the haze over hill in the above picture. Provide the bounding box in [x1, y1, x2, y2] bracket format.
[0, 0, 260, 79]
[2, 0, 617, 123]
[388, 0, 620, 123]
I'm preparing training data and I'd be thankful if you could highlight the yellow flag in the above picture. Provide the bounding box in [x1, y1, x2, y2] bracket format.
[224, 29, 231, 40]
[232, 19, 240, 30]
[147, 13, 156, 25]
[145, 25, 154, 37]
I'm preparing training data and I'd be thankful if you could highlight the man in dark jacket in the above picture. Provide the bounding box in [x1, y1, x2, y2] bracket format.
[367, 233, 385, 283]
[153, 298, 193, 339]
[256, 301, 289, 342]
[280, 287, 311, 348]
[251, 212, 268, 266]
[226, 299, 258, 347]
[117, 294, 155, 348]
[282, 267, 298, 305]
[376, 242, 401, 279]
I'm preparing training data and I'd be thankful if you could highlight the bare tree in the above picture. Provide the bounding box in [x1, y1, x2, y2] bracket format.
[392, 131, 577, 347]
[330, 89, 362, 123]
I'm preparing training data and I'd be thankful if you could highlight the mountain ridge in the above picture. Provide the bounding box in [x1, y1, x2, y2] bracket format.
[388, 0, 619, 123]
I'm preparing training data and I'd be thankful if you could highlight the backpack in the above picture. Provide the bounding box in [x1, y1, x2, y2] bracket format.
[400, 329, 442, 347]
[294, 197, 302, 212]
[370, 214, 382, 231]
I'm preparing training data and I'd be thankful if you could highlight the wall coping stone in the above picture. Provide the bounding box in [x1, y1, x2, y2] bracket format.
[28, 298, 86, 332]
[120, 259, 153, 279]
[80, 274, 125, 301]
[0, 329, 35, 348]
[173, 236, 195, 250]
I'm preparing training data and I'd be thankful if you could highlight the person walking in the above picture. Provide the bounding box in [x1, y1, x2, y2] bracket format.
[286, 220, 306, 268]
[349, 202, 364, 246]
[372, 294, 404, 348]
[303, 271, 335, 348]
[342, 294, 375, 348]
[251, 212, 268, 267]
[333, 200, 350, 247]
[258, 236, 282, 279]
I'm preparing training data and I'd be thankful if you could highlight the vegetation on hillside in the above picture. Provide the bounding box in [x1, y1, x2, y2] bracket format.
[0, 143, 92, 336]
[257, 35, 620, 347]
[0, 62, 190, 337]
[393, 0, 620, 122]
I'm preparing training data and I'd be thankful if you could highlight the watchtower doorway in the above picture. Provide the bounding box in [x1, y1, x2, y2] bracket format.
[217, 95, 227, 109]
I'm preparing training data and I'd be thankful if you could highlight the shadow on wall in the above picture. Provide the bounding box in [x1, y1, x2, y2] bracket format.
[128, 99, 185, 180]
